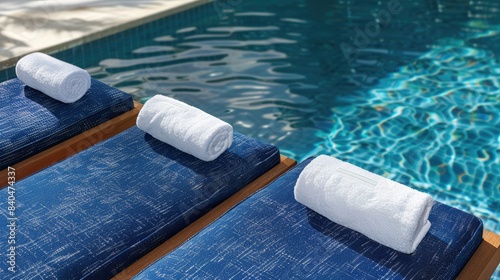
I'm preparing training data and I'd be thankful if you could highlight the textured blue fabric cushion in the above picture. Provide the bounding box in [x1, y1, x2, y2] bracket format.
[0, 127, 280, 279]
[135, 158, 484, 280]
[0, 78, 134, 170]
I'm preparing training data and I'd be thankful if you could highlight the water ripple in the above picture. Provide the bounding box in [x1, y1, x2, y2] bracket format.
[308, 45, 500, 232]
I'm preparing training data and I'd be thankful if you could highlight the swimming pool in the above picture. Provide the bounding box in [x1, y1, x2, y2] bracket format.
[75, 0, 500, 237]
[0, 0, 498, 259]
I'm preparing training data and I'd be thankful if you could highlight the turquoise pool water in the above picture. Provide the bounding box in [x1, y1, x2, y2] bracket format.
[84, 0, 500, 238]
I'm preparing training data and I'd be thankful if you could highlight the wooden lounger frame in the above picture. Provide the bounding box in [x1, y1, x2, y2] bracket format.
[0, 101, 142, 188]
[458, 231, 500, 280]
[1, 103, 498, 279]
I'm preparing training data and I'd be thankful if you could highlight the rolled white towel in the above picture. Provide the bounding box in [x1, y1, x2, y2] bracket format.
[294, 155, 433, 254]
[137, 95, 233, 161]
[16, 52, 91, 103]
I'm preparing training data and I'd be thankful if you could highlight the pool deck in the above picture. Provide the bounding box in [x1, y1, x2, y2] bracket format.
[0, 0, 209, 70]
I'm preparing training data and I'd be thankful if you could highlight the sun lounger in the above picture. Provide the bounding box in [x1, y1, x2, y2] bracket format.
[130, 158, 500, 280]
[0, 126, 283, 279]
[0, 78, 137, 186]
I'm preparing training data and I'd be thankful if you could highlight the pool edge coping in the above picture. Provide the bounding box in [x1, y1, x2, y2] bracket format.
[0, 0, 212, 70]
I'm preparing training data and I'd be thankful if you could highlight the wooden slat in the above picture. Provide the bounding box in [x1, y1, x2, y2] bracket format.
[0, 101, 142, 188]
[457, 230, 500, 280]
[112, 155, 297, 280]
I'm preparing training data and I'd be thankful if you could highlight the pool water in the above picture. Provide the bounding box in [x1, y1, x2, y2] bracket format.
[88, 0, 499, 239]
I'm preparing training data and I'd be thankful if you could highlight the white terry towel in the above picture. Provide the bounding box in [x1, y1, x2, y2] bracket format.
[137, 95, 233, 161]
[16, 52, 91, 103]
[294, 155, 433, 254]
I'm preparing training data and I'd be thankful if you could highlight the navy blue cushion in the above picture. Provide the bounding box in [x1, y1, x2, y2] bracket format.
[0, 127, 280, 279]
[0, 78, 134, 170]
[135, 158, 484, 279]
